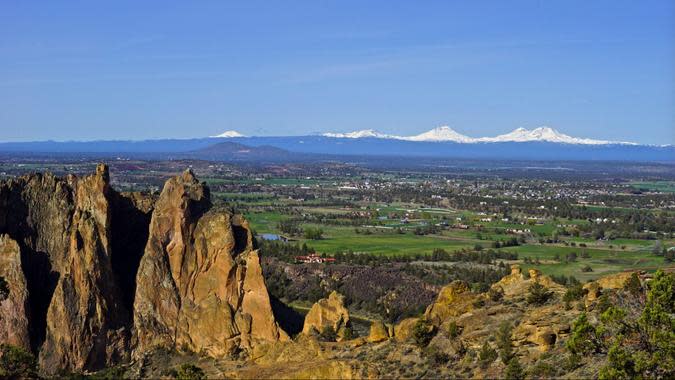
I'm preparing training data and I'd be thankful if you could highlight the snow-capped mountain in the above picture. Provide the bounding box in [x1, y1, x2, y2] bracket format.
[322, 129, 396, 139]
[401, 126, 476, 143]
[321, 126, 635, 145]
[477, 127, 613, 145]
[211, 130, 245, 138]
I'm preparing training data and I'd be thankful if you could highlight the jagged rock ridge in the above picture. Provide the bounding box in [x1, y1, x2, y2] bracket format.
[0, 165, 285, 374]
[134, 169, 287, 358]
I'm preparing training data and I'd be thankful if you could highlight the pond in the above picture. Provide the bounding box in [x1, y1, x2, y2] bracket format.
[260, 233, 281, 241]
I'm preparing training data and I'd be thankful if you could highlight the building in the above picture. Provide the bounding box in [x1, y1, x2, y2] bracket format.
[295, 253, 336, 264]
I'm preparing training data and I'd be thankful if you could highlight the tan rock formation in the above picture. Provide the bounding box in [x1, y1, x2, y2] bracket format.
[0, 235, 31, 350]
[1, 164, 285, 374]
[594, 271, 635, 290]
[424, 280, 476, 325]
[491, 265, 564, 297]
[134, 169, 286, 357]
[582, 271, 637, 308]
[302, 291, 351, 341]
[39, 164, 130, 374]
[367, 321, 390, 343]
[393, 317, 419, 342]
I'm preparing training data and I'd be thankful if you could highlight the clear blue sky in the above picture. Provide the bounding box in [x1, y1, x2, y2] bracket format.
[0, 1, 673, 144]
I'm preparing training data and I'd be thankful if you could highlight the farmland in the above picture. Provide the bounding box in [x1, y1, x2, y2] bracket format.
[1, 157, 673, 284]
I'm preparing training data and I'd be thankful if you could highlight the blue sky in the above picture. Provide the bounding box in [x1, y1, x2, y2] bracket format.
[0, 1, 673, 144]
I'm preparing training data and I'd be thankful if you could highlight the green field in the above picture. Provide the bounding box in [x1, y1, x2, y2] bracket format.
[498, 244, 667, 281]
[244, 194, 673, 281]
[298, 225, 479, 256]
[629, 181, 675, 193]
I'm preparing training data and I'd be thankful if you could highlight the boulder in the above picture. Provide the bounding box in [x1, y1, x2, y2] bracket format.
[512, 304, 573, 352]
[583, 281, 602, 307]
[393, 317, 419, 343]
[302, 291, 351, 341]
[424, 280, 475, 325]
[367, 320, 390, 343]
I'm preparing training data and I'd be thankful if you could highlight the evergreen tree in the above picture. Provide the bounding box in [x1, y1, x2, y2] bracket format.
[504, 357, 525, 380]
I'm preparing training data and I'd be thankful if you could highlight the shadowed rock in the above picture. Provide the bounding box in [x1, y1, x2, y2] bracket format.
[0, 235, 31, 350]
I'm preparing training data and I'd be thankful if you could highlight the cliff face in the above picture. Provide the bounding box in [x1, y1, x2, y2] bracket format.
[134, 169, 287, 358]
[0, 234, 31, 350]
[39, 164, 130, 373]
[0, 165, 285, 375]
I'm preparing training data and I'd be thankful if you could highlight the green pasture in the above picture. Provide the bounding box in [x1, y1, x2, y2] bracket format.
[498, 244, 670, 281]
[629, 181, 675, 193]
[297, 224, 478, 256]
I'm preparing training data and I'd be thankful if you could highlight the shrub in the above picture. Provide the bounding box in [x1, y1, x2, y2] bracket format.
[173, 363, 205, 380]
[90, 366, 127, 380]
[504, 357, 525, 380]
[487, 287, 503, 302]
[341, 325, 355, 340]
[319, 325, 337, 342]
[623, 272, 642, 296]
[563, 283, 587, 303]
[447, 321, 461, 339]
[0, 344, 37, 379]
[478, 341, 497, 367]
[528, 360, 557, 378]
[598, 342, 636, 380]
[303, 227, 324, 240]
[495, 321, 514, 364]
[0, 277, 8, 301]
[526, 283, 552, 305]
[412, 319, 436, 348]
[596, 293, 612, 314]
[427, 346, 450, 366]
[566, 313, 599, 355]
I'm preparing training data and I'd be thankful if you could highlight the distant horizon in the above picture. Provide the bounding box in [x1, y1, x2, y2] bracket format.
[1, 1, 673, 145]
[0, 124, 662, 146]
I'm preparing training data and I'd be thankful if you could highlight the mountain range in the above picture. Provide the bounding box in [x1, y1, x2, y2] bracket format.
[0, 127, 672, 162]
[323, 126, 630, 145]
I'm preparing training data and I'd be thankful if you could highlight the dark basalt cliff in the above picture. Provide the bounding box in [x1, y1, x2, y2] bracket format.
[0, 164, 285, 375]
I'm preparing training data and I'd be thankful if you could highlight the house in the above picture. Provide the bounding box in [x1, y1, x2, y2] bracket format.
[295, 253, 336, 264]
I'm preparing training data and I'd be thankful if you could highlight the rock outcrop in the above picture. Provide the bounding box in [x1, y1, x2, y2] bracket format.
[491, 265, 564, 297]
[0, 235, 31, 350]
[0, 164, 134, 374]
[134, 169, 287, 357]
[302, 291, 352, 341]
[424, 280, 476, 325]
[512, 304, 571, 351]
[39, 164, 129, 374]
[367, 321, 390, 343]
[582, 271, 640, 307]
[0, 165, 285, 375]
[393, 317, 419, 343]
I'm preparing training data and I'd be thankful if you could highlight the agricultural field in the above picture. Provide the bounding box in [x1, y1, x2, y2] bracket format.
[629, 180, 675, 193]
[1, 157, 673, 284]
[234, 172, 673, 281]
